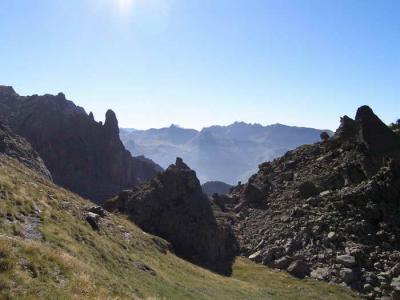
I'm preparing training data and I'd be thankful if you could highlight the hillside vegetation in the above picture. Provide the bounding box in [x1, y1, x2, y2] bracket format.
[0, 156, 358, 299]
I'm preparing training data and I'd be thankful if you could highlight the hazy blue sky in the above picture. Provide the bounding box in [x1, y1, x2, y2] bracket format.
[0, 0, 399, 130]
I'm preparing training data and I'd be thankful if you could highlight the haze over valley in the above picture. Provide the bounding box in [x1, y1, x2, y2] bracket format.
[120, 123, 332, 184]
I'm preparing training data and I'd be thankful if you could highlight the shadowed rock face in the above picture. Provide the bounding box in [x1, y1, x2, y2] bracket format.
[0, 122, 52, 180]
[105, 158, 238, 274]
[335, 105, 400, 155]
[0, 86, 162, 203]
[229, 106, 400, 298]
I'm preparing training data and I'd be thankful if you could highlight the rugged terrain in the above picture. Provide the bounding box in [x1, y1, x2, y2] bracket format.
[0, 86, 162, 203]
[0, 122, 51, 181]
[105, 158, 237, 274]
[228, 106, 400, 299]
[0, 144, 358, 299]
[120, 123, 332, 184]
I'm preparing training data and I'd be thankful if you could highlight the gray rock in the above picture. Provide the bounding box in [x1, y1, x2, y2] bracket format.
[249, 250, 263, 263]
[310, 267, 330, 280]
[273, 256, 292, 270]
[340, 268, 355, 285]
[298, 181, 319, 198]
[287, 260, 310, 278]
[337, 255, 356, 267]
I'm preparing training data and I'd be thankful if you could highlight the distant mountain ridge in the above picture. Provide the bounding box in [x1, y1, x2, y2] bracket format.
[120, 123, 333, 184]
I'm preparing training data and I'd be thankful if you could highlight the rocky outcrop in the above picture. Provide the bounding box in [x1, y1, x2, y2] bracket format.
[230, 106, 400, 298]
[0, 86, 162, 202]
[335, 105, 400, 155]
[0, 122, 52, 180]
[105, 158, 238, 274]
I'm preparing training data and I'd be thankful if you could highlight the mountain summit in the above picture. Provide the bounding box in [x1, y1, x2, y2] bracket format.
[0, 86, 162, 202]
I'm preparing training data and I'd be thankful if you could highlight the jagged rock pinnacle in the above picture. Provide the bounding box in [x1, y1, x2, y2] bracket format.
[175, 157, 190, 170]
[104, 109, 119, 134]
[335, 105, 399, 154]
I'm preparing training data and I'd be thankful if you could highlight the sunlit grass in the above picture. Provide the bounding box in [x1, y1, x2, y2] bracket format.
[0, 156, 360, 299]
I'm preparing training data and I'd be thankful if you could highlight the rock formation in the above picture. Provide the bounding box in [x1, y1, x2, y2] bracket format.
[0, 122, 52, 180]
[105, 158, 238, 274]
[0, 86, 162, 202]
[229, 106, 400, 298]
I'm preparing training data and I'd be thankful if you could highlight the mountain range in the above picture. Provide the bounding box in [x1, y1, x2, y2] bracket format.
[120, 123, 333, 184]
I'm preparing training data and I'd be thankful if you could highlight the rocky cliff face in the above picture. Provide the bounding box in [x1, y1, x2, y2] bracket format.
[105, 158, 238, 274]
[0, 86, 162, 202]
[229, 106, 400, 298]
[0, 122, 52, 180]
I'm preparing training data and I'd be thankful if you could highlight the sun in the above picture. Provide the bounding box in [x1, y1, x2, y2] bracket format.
[118, 0, 134, 12]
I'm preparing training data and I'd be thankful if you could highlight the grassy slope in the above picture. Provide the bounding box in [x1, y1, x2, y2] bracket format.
[0, 156, 359, 300]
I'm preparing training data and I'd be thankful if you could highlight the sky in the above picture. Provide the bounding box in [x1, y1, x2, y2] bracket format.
[0, 0, 399, 130]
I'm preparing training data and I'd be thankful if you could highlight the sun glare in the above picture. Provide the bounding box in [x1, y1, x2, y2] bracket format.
[118, 0, 134, 12]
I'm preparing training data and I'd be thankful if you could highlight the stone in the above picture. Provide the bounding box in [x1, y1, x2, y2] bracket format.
[391, 276, 400, 291]
[287, 260, 310, 278]
[298, 181, 319, 199]
[327, 232, 337, 241]
[391, 263, 400, 277]
[85, 212, 100, 231]
[310, 267, 330, 280]
[282, 171, 294, 181]
[340, 268, 355, 284]
[85, 206, 107, 218]
[337, 255, 356, 267]
[132, 261, 156, 276]
[249, 250, 263, 262]
[392, 290, 400, 300]
[273, 256, 292, 270]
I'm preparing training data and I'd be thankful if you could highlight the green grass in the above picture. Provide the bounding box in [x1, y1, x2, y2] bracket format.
[0, 156, 360, 299]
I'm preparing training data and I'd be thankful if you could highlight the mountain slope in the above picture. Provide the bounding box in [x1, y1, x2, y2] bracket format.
[121, 122, 332, 184]
[0, 156, 359, 299]
[229, 106, 400, 299]
[0, 122, 51, 180]
[0, 86, 162, 203]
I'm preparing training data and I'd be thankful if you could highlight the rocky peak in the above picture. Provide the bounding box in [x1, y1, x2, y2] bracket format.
[104, 109, 119, 134]
[335, 105, 400, 155]
[105, 158, 237, 274]
[355, 105, 400, 154]
[172, 157, 190, 170]
[0, 85, 17, 96]
[0, 87, 161, 202]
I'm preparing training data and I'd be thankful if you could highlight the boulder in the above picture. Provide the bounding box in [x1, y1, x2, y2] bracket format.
[298, 181, 319, 198]
[287, 260, 310, 278]
[336, 255, 356, 268]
